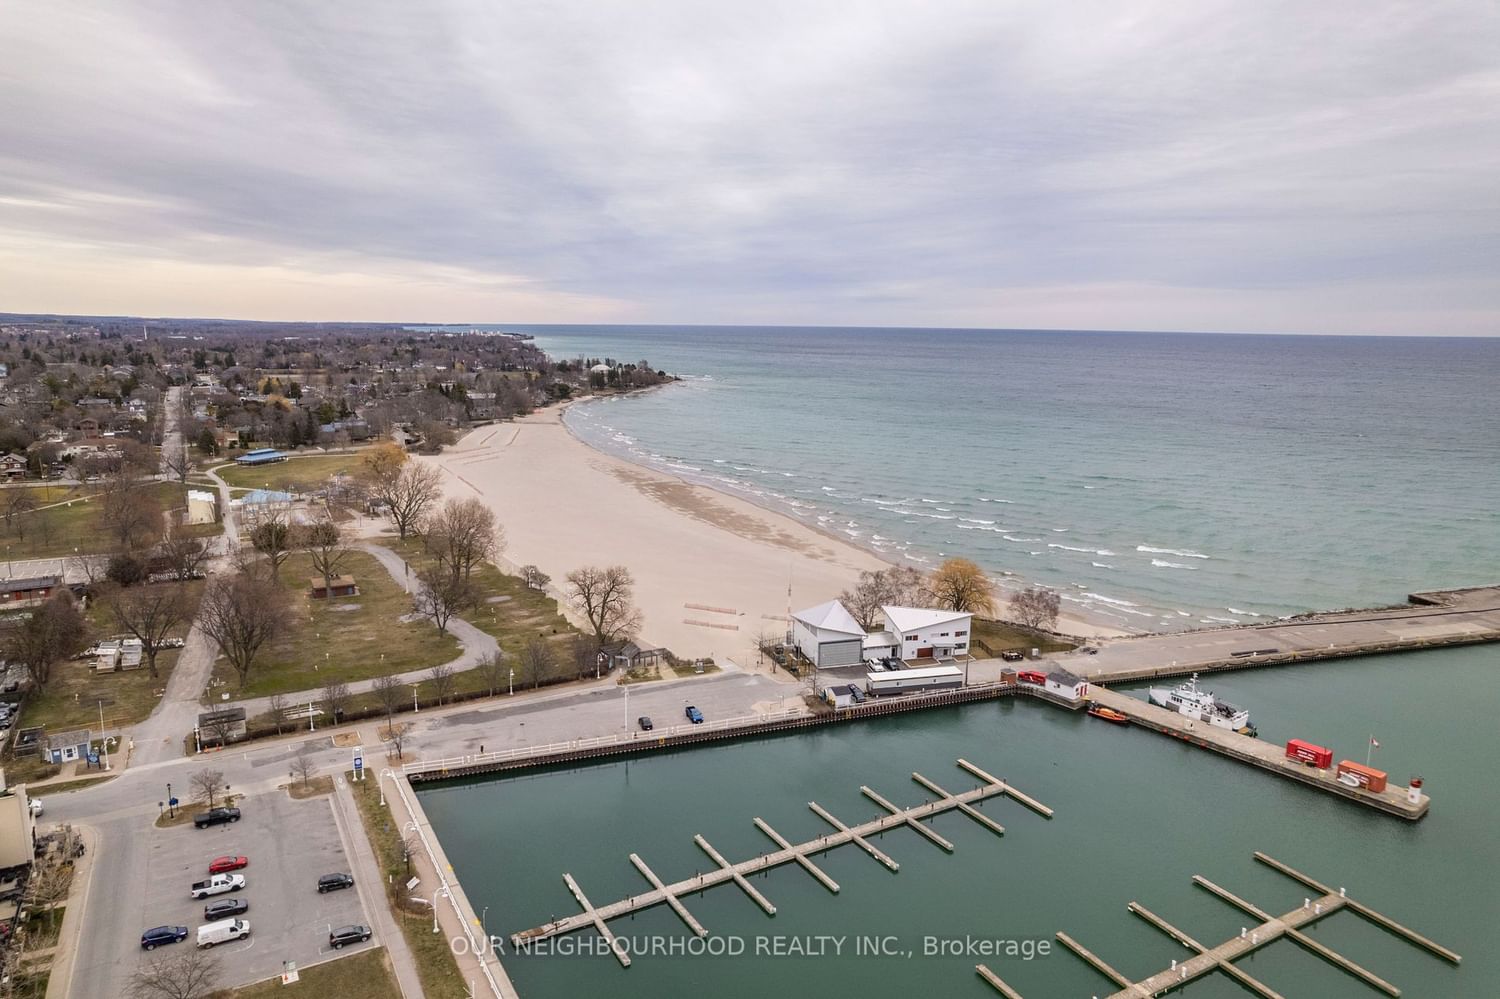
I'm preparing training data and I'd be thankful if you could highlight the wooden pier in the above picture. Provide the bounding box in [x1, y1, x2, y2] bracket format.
[512, 760, 1049, 959]
[976, 851, 1461, 999]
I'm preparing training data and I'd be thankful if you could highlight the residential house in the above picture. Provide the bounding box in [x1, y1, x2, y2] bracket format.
[0, 454, 26, 478]
[880, 606, 974, 662]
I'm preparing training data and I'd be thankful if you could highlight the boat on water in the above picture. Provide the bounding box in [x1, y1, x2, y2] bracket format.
[1147, 674, 1256, 736]
[1087, 705, 1130, 724]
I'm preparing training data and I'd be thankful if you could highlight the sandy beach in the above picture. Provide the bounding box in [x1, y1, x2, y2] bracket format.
[423, 406, 1123, 660]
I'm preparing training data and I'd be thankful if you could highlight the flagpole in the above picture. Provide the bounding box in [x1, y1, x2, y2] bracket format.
[1366, 735, 1373, 767]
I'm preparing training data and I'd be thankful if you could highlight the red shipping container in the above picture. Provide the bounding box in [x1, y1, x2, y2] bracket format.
[1336, 760, 1388, 793]
[1285, 739, 1333, 768]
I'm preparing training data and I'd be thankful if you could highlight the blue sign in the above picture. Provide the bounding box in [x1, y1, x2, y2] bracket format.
[353, 756, 363, 771]
[87, 752, 100, 766]
[169, 797, 179, 807]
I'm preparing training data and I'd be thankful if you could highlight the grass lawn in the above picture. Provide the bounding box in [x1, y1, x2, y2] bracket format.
[287, 775, 334, 799]
[16, 579, 202, 734]
[347, 773, 467, 998]
[209, 947, 401, 999]
[215, 452, 373, 493]
[0, 481, 192, 560]
[29, 774, 116, 796]
[389, 539, 582, 684]
[971, 617, 1077, 656]
[212, 551, 460, 698]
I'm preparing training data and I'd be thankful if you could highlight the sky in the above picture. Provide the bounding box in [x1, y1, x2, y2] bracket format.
[1, 1, 1497, 334]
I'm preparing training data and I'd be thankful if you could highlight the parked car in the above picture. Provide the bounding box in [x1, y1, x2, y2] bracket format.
[1000, 651, 1024, 662]
[140, 925, 189, 950]
[848, 686, 866, 704]
[1082, 646, 1099, 655]
[317, 873, 354, 894]
[189, 874, 245, 900]
[329, 924, 372, 949]
[684, 705, 704, 724]
[637, 716, 653, 731]
[28, 798, 41, 818]
[208, 855, 248, 874]
[196, 918, 250, 948]
[194, 807, 241, 829]
[203, 898, 249, 921]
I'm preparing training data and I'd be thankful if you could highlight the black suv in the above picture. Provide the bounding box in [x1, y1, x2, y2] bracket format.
[140, 925, 188, 950]
[317, 872, 354, 894]
[193, 807, 241, 829]
[204, 898, 249, 921]
[329, 924, 372, 949]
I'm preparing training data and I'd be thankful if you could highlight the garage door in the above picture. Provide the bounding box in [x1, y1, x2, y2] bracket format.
[818, 638, 864, 668]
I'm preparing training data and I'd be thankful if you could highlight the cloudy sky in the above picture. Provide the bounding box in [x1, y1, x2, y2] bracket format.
[1, 1, 1496, 333]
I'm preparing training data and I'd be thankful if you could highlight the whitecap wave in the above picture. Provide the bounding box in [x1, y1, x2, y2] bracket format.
[1151, 559, 1196, 569]
[1137, 545, 1210, 559]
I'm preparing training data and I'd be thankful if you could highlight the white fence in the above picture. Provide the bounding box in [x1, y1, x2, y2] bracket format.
[402, 708, 809, 777]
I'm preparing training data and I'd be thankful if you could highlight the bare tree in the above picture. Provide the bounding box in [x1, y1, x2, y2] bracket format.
[0, 488, 36, 535]
[97, 472, 162, 551]
[566, 565, 643, 646]
[371, 674, 404, 724]
[129, 946, 222, 999]
[839, 566, 929, 630]
[382, 720, 413, 761]
[3, 591, 88, 688]
[474, 650, 508, 696]
[267, 692, 288, 736]
[369, 461, 443, 540]
[160, 445, 194, 485]
[413, 563, 475, 633]
[302, 514, 353, 596]
[522, 635, 555, 689]
[204, 714, 237, 748]
[290, 747, 317, 788]
[157, 532, 211, 580]
[521, 564, 550, 591]
[928, 558, 998, 615]
[248, 505, 294, 577]
[400, 829, 421, 877]
[198, 572, 287, 688]
[322, 680, 351, 722]
[190, 768, 225, 809]
[69, 551, 111, 587]
[426, 662, 456, 705]
[423, 497, 501, 580]
[105, 582, 189, 679]
[1009, 585, 1062, 632]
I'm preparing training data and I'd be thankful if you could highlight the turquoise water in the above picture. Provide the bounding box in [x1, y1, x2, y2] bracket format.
[419, 645, 1499, 998]
[499, 326, 1500, 630]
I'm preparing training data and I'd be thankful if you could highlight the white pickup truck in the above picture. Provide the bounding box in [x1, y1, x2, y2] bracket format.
[189, 873, 246, 899]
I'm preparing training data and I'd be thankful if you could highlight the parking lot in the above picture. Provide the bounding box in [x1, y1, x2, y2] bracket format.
[111, 788, 376, 990]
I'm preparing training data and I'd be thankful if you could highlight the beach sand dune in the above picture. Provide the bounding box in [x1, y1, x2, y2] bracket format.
[423, 408, 888, 659]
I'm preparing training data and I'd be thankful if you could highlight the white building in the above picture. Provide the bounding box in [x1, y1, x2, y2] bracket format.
[881, 606, 974, 661]
[790, 599, 867, 668]
[1045, 669, 1089, 701]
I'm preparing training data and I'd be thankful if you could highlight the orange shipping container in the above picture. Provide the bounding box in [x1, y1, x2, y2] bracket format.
[1336, 760, 1388, 793]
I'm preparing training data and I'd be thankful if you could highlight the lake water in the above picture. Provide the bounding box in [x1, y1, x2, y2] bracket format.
[418, 644, 1498, 997]
[495, 325, 1500, 631]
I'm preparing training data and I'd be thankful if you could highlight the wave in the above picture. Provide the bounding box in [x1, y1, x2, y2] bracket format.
[1092, 562, 1114, 569]
[1226, 607, 1262, 617]
[1151, 559, 1196, 570]
[1081, 592, 1137, 607]
[960, 518, 995, 525]
[1049, 544, 1115, 556]
[1137, 545, 1210, 559]
[1051, 527, 1069, 533]
[1004, 535, 1043, 543]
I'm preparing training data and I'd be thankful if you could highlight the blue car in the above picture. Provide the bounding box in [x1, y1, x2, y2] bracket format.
[684, 706, 704, 724]
[141, 925, 189, 950]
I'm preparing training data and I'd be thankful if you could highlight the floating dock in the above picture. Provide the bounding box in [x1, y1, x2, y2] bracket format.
[511, 760, 1049, 959]
[976, 852, 1461, 999]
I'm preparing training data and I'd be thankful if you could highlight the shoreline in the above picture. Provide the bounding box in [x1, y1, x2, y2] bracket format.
[424, 405, 1126, 660]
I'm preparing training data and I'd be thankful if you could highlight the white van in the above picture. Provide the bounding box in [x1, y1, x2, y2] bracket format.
[196, 918, 250, 948]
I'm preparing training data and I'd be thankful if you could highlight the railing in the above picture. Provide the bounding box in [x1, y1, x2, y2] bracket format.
[402, 708, 810, 776]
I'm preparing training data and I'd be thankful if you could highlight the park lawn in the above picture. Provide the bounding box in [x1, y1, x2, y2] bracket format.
[0, 481, 191, 559]
[215, 451, 373, 492]
[210, 948, 401, 999]
[347, 773, 467, 999]
[389, 538, 582, 684]
[213, 551, 460, 698]
[970, 617, 1076, 656]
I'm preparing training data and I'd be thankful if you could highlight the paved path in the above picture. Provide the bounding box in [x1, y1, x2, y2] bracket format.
[223, 542, 500, 719]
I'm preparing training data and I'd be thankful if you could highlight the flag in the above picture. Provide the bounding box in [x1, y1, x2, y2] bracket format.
[1370, 738, 1380, 749]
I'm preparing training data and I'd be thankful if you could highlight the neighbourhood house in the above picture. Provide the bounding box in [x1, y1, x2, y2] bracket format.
[308, 575, 359, 599]
[45, 729, 92, 765]
[1045, 669, 1089, 701]
[880, 606, 974, 661]
[0, 575, 61, 608]
[791, 599, 868, 668]
[0, 454, 25, 478]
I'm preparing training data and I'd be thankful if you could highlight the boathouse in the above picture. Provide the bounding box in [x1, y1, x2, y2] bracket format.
[791, 600, 867, 668]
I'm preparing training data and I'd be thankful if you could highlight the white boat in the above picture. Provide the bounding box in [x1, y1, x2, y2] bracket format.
[1148, 674, 1256, 735]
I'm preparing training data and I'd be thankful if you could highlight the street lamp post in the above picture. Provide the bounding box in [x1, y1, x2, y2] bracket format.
[379, 767, 394, 807]
[508, 669, 513, 697]
[411, 683, 420, 713]
[433, 886, 452, 933]
[166, 781, 175, 819]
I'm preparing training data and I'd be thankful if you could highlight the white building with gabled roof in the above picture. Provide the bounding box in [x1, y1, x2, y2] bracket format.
[790, 599, 867, 668]
[881, 606, 973, 661]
